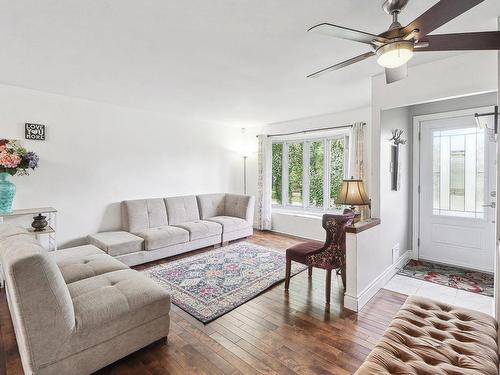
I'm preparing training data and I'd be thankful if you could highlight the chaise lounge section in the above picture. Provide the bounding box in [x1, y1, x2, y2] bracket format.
[89, 193, 255, 266]
[0, 224, 171, 375]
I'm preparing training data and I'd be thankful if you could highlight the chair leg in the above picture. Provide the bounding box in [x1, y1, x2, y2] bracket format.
[341, 265, 347, 291]
[308, 265, 313, 278]
[326, 269, 332, 304]
[285, 257, 291, 291]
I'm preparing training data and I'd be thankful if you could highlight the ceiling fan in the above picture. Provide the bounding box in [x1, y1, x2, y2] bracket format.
[307, 0, 500, 83]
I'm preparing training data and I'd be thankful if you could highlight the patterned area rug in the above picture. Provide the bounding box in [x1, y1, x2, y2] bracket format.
[143, 242, 307, 323]
[398, 259, 494, 297]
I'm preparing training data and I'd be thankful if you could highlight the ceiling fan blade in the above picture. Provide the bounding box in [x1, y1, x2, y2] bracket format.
[307, 51, 375, 78]
[415, 31, 500, 51]
[380, 0, 485, 40]
[385, 64, 407, 84]
[308, 23, 387, 45]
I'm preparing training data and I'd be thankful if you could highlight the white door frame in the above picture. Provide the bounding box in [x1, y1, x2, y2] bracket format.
[412, 106, 495, 261]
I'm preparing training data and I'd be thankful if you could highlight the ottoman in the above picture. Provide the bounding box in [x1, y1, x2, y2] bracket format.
[88, 231, 144, 257]
[355, 295, 498, 374]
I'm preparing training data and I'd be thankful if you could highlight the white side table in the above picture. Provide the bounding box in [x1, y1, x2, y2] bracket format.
[0, 207, 58, 287]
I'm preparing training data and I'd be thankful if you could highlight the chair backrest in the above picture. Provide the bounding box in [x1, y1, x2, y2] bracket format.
[322, 209, 355, 251]
[0, 224, 75, 371]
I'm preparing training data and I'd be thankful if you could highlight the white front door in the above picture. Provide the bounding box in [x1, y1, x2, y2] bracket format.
[419, 113, 496, 272]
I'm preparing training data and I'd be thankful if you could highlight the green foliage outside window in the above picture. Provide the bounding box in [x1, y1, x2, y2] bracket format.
[330, 139, 345, 207]
[288, 143, 303, 205]
[271, 137, 346, 209]
[271, 143, 282, 204]
[309, 141, 324, 207]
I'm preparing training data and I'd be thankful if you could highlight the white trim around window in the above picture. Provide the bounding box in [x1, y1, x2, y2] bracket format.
[271, 129, 350, 213]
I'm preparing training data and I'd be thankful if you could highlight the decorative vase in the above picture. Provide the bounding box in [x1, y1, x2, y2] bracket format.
[0, 173, 16, 214]
[32, 214, 48, 232]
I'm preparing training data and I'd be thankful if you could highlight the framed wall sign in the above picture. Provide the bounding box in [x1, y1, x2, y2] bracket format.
[25, 123, 46, 141]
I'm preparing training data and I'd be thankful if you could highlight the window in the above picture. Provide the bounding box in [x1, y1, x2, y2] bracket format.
[271, 132, 349, 211]
[309, 141, 324, 207]
[330, 138, 345, 208]
[288, 143, 303, 206]
[271, 143, 283, 204]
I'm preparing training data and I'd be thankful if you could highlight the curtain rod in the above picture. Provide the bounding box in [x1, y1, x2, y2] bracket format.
[256, 122, 366, 138]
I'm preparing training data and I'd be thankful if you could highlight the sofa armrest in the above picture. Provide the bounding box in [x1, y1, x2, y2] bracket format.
[245, 196, 255, 224]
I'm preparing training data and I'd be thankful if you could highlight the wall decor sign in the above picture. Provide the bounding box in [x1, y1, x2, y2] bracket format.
[388, 129, 407, 192]
[25, 123, 46, 141]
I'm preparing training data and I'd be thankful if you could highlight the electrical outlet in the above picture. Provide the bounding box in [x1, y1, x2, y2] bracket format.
[392, 243, 400, 263]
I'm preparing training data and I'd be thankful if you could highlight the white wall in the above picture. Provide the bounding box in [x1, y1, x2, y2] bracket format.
[244, 107, 371, 240]
[410, 92, 497, 117]
[0, 84, 242, 247]
[380, 107, 412, 259]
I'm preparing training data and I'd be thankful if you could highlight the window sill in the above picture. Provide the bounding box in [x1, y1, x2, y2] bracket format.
[272, 208, 343, 220]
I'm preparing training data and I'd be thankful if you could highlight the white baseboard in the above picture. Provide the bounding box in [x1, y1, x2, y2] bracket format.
[344, 250, 412, 312]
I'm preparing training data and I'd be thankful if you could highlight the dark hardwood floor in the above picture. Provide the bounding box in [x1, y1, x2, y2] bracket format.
[0, 231, 407, 375]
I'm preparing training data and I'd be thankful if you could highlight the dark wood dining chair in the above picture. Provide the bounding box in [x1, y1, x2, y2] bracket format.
[284, 210, 355, 304]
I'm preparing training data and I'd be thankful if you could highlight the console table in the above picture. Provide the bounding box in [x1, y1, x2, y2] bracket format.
[0, 207, 58, 287]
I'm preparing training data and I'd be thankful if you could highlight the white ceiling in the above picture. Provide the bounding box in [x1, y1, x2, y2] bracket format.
[0, 0, 498, 127]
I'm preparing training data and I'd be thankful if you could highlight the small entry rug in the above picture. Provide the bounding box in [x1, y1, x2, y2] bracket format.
[398, 259, 494, 297]
[143, 242, 307, 323]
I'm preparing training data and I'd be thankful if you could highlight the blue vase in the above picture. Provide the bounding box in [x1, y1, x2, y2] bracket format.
[0, 173, 16, 214]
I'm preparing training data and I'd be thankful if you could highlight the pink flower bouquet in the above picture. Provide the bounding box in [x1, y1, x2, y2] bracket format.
[0, 139, 39, 176]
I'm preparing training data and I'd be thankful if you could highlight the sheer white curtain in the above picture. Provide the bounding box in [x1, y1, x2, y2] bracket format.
[256, 135, 272, 230]
[350, 122, 365, 179]
[350, 122, 369, 217]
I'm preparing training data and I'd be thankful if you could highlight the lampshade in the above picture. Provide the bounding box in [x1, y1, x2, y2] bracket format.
[376, 41, 413, 69]
[335, 178, 370, 206]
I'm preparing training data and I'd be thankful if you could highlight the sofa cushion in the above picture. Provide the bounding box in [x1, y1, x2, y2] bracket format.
[224, 194, 255, 222]
[173, 220, 222, 241]
[138, 225, 189, 251]
[122, 198, 168, 234]
[0, 224, 31, 239]
[56, 244, 104, 258]
[206, 216, 252, 233]
[55, 246, 129, 284]
[88, 231, 144, 256]
[164, 195, 200, 225]
[196, 193, 226, 219]
[68, 269, 170, 332]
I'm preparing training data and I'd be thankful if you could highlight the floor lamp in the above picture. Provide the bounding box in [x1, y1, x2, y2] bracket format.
[243, 155, 248, 194]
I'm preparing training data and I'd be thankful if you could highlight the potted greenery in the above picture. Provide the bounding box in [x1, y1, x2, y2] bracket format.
[0, 139, 39, 214]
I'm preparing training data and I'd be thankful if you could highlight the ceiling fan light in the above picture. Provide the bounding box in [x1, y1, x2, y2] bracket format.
[376, 41, 413, 68]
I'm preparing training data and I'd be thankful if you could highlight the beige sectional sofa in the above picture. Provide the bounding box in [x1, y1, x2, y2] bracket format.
[0, 224, 171, 375]
[89, 193, 255, 266]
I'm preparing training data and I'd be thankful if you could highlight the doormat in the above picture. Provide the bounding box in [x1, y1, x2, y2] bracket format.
[398, 259, 494, 297]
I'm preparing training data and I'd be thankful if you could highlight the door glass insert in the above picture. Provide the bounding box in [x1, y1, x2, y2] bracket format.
[432, 127, 485, 218]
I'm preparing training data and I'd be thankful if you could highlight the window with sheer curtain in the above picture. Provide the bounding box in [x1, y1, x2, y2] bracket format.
[271, 133, 349, 211]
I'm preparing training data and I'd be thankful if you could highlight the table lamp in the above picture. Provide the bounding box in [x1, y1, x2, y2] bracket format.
[335, 177, 371, 223]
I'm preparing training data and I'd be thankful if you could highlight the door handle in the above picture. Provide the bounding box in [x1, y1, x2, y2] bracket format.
[482, 202, 496, 208]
